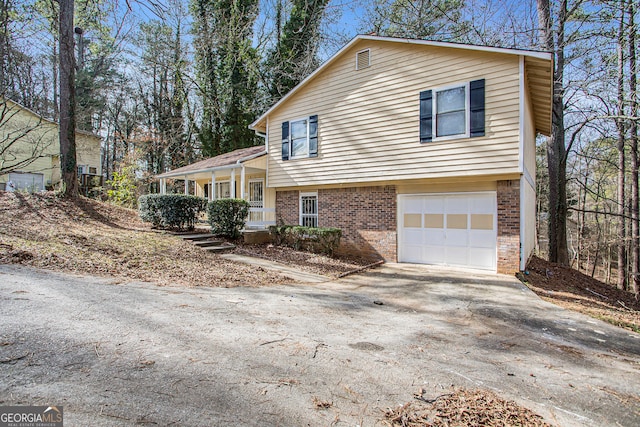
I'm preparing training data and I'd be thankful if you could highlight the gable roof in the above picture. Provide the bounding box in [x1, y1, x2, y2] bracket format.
[250, 34, 553, 136]
[2, 97, 102, 140]
[156, 145, 266, 179]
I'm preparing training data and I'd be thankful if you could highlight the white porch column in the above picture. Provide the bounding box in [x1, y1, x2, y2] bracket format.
[184, 176, 189, 195]
[230, 168, 236, 198]
[240, 165, 246, 200]
[211, 171, 216, 201]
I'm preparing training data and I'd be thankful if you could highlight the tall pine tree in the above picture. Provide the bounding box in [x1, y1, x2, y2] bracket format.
[266, 0, 329, 102]
[191, 0, 260, 157]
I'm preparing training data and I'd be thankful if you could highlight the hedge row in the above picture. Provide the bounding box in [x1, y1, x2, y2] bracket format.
[138, 195, 249, 237]
[269, 225, 342, 256]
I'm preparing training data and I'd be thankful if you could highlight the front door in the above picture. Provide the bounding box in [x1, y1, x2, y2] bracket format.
[248, 180, 264, 224]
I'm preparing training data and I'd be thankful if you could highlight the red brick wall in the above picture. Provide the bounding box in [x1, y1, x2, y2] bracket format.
[275, 190, 299, 225]
[319, 186, 396, 261]
[275, 186, 397, 261]
[497, 180, 521, 274]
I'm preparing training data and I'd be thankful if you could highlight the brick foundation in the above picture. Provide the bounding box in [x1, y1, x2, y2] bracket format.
[497, 180, 521, 274]
[275, 190, 299, 225]
[276, 181, 523, 273]
[275, 186, 397, 261]
[319, 186, 396, 261]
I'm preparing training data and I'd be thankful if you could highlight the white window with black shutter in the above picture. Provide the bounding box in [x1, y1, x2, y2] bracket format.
[420, 79, 485, 142]
[281, 115, 318, 160]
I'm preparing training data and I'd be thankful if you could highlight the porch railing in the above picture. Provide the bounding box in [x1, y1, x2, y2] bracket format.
[246, 207, 276, 229]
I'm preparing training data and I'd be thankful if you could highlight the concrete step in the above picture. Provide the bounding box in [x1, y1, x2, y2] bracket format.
[179, 233, 214, 241]
[193, 239, 225, 247]
[203, 243, 236, 253]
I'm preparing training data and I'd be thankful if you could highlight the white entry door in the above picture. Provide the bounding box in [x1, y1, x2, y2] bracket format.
[248, 180, 264, 223]
[398, 192, 497, 271]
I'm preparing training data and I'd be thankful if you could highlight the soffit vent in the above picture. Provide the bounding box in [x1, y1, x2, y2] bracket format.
[356, 49, 370, 70]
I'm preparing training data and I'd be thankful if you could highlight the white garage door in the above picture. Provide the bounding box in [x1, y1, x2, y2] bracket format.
[9, 172, 44, 192]
[398, 192, 497, 271]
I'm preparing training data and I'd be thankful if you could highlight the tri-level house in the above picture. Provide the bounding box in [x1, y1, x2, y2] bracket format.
[160, 35, 553, 274]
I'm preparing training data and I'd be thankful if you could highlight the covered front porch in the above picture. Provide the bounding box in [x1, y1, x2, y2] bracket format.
[155, 146, 275, 229]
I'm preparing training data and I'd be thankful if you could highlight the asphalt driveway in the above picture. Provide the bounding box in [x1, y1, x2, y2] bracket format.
[0, 263, 638, 426]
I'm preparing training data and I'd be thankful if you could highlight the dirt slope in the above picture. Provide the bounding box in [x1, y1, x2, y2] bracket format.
[522, 256, 640, 333]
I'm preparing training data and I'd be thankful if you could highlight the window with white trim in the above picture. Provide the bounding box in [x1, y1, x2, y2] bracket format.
[419, 79, 485, 143]
[215, 181, 231, 199]
[290, 118, 309, 158]
[435, 84, 468, 138]
[300, 192, 318, 228]
[281, 115, 318, 160]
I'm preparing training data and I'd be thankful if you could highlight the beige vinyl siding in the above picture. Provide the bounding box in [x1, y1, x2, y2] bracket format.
[77, 133, 102, 175]
[267, 40, 522, 188]
[244, 155, 266, 170]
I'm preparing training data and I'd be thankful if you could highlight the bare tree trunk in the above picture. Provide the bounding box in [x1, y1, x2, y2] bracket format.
[58, 0, 78, 197]
[617, 1, 627, 290]
[52, 44, 59, 121]
[629, 0, 639, 297]
[537, 0, 569, 265]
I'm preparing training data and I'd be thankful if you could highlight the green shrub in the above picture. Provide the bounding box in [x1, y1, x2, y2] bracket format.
[207, 198, 250, 238]
[107, 169, 138, 208]
[268, 225, 342, 256]
[138, 194, 207, 230]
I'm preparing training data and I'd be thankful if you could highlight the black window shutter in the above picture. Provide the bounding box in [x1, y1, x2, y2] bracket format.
[281, 121, 289, 160]
[419, 90, 432, 142]
[308, 115, 318, 157]
[470, 79, 485, 137]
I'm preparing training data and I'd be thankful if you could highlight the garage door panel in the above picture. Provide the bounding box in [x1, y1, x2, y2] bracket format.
[399, 192, 497, 271]
[468, 248, 496, 269]
[403, 230, 423, 245]
[9, 172, 44, 192]
[402, 249, 423, 263]
[424, 246, 446, 264]
[446, 229, 469, 247]
[446, 197, 468, 213]
[404, 198, 423, 213]
[471, 196, 494, 212]
[424, 197, 444, 213]
[469, 230, 495, 248]
[446, 247, 468, 266]
[423, 229, 445, 245]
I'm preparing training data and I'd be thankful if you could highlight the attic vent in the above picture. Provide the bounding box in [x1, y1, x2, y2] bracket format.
[356, 49, 370, 70]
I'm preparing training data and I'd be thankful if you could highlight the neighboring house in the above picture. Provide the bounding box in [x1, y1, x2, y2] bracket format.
[155, 145, 274, 229]
[0, 98, 102, 192]
[160, 35, 553, 274]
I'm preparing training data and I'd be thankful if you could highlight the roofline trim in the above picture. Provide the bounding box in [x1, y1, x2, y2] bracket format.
[249, 34, 553, 129]
[155, 150, 266, 179]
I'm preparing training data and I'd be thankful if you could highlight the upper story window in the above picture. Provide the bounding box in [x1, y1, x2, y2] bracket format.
[281, 115, 318, 161]
[420, 79, 485, 143]
[290, 118, 309, 158]
[436, 85, 468, 138]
